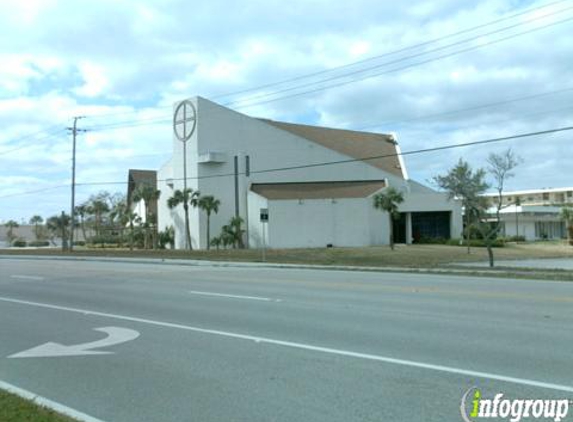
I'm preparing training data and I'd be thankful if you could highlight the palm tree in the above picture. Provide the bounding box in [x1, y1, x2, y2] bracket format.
[218, 216, 245, 249]
[373, 187, 404, 250]
[29, 215, 44, 240]
[132, 185, 161, 249]
[46, 212, 71, 251]
[74, 204, 89, 242]
[4, 220, 19, 243]
[198, 195, 220, 250]
[210, 236, 222, 251]
[561, 207, 573, 245]
[167, 188, 199, 250]
[88, 199, 110, 237]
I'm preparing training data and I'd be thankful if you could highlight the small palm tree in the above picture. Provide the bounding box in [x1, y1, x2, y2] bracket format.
[46, 212, 71, 251]
[373, 187, 404, 251]
[198, 195, 221, 250]
[29, 215, 44, 240]
[132, 185, 161, 249]
[4, 220, 19, 243]
[561, 207, 573, 245]
[88, 199, 110, 237]
[210, 236, 222, 251]
[167, 188, 199, 250]
[74, 204, 89, 241]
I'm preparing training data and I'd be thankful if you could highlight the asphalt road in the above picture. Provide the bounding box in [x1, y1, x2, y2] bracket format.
[0, 257, 572, 422]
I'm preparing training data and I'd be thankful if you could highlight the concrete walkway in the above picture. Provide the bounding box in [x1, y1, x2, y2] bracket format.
[458, 258, 573, 270]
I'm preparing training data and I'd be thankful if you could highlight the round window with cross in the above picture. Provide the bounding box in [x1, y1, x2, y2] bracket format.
[173, 100, 197, 142]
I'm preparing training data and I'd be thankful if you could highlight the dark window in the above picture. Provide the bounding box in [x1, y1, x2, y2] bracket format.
[412, 212, 451, 240]
[543, 192, 550, 200]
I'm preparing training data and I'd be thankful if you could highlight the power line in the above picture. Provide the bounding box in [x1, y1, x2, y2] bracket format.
[0, 128, 67, 156]
[224, 5, 573, 108]
[77, 9, 573, 132]
[230, 15, 573, 109]
[77, 0, 571, 124]
[211, 0, 570, 101]
[2, 124, 570, 201]
[355, 86, 573, 130]
[0, 184, 70, 199]
[72, 125, 573, 186]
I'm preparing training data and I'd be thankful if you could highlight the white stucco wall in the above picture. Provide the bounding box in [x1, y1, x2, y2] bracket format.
[169, 97, 406, 249]
[247, 190, 395, 248]
[160, 96, 463, 249]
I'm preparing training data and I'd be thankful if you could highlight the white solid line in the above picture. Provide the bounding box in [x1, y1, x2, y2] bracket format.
[1, 295, 572, 394]
[10, 275, 45, 281]
[0, 379, 107, 422]
[188, 290, 280, 302]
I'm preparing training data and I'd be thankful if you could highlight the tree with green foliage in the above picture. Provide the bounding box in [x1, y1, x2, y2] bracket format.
[218, 216, 245, 249]
[198, 195, 221, 250]
[132, 185, 161, 249]
[560, 207, 573, 245]
[29, 215, 44, 240]
[4, 220, 19, 243]
[210, 236, 222, 250]
[87, 194, 111, 237]
[74, 203, 89, 242]
[46, 212, 71, 251]
[434, 159, 489, 254]
[167, 188, 199, 250]
[373, 187, 404, 250]
[479, 149, 521, 267]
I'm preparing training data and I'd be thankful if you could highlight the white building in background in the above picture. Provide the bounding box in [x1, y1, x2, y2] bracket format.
[483, 187, 572, 240]
[157, 97, 462, 249]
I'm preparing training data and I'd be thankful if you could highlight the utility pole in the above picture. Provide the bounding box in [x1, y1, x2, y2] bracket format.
[67, 116, 86, 252]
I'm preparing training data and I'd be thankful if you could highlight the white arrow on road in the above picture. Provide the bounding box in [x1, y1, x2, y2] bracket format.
[8, 327, 140, 358]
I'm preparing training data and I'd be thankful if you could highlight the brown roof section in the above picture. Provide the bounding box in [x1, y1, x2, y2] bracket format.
[251, 180, 387, 200]
[127, 169, 158, 216]
[260, 119, 404, 178]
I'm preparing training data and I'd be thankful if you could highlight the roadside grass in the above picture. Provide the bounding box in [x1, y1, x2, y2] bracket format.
[1, 241, 571, 268]
[0, 390, 79, 422]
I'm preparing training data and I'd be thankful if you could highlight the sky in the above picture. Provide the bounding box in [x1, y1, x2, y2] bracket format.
[0, 0, 572, 223]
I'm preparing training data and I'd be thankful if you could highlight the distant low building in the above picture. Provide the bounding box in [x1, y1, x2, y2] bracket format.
[483, 187, 572, 240]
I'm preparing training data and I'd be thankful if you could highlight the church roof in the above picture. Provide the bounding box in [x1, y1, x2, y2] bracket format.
[260, 119, 404, 178]
[251, 180, 387, 200]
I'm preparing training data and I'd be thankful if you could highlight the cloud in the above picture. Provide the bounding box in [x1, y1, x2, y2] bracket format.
[0, 0, 572, 220]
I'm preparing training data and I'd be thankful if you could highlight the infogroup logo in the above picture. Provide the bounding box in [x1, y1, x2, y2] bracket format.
[460, 387, 571, 422]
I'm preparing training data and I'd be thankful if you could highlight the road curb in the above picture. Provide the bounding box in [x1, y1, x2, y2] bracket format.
[0, 380, 107, 422]
[2, 253, 570, 280]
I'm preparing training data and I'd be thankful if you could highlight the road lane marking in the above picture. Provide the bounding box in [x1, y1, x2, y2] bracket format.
[188, 290, 281, 302]
[1, 295, 572, 394]
[10, 275, 45, 281]
[9, 327, 140, 359]
[0, 379, 107, 422]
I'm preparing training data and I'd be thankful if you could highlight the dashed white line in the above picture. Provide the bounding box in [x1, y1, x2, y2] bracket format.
[0, 380, 107, 422]
[1, 295, 572, 394]
[10, 275, 45, 281]
[188, 290, 281, 302]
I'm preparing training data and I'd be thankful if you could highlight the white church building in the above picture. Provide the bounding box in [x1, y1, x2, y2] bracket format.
[156, 97, 462, 249]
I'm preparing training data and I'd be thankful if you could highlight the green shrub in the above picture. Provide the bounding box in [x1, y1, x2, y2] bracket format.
[11, 239, 27, 247]
[73, 240, 86, 246]
[504, 235, 526, 242]
[28, 240, 50, 247]
[417, 236, 448, 244]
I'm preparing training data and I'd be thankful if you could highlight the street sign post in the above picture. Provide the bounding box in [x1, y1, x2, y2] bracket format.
[260, 208, 268, 262]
